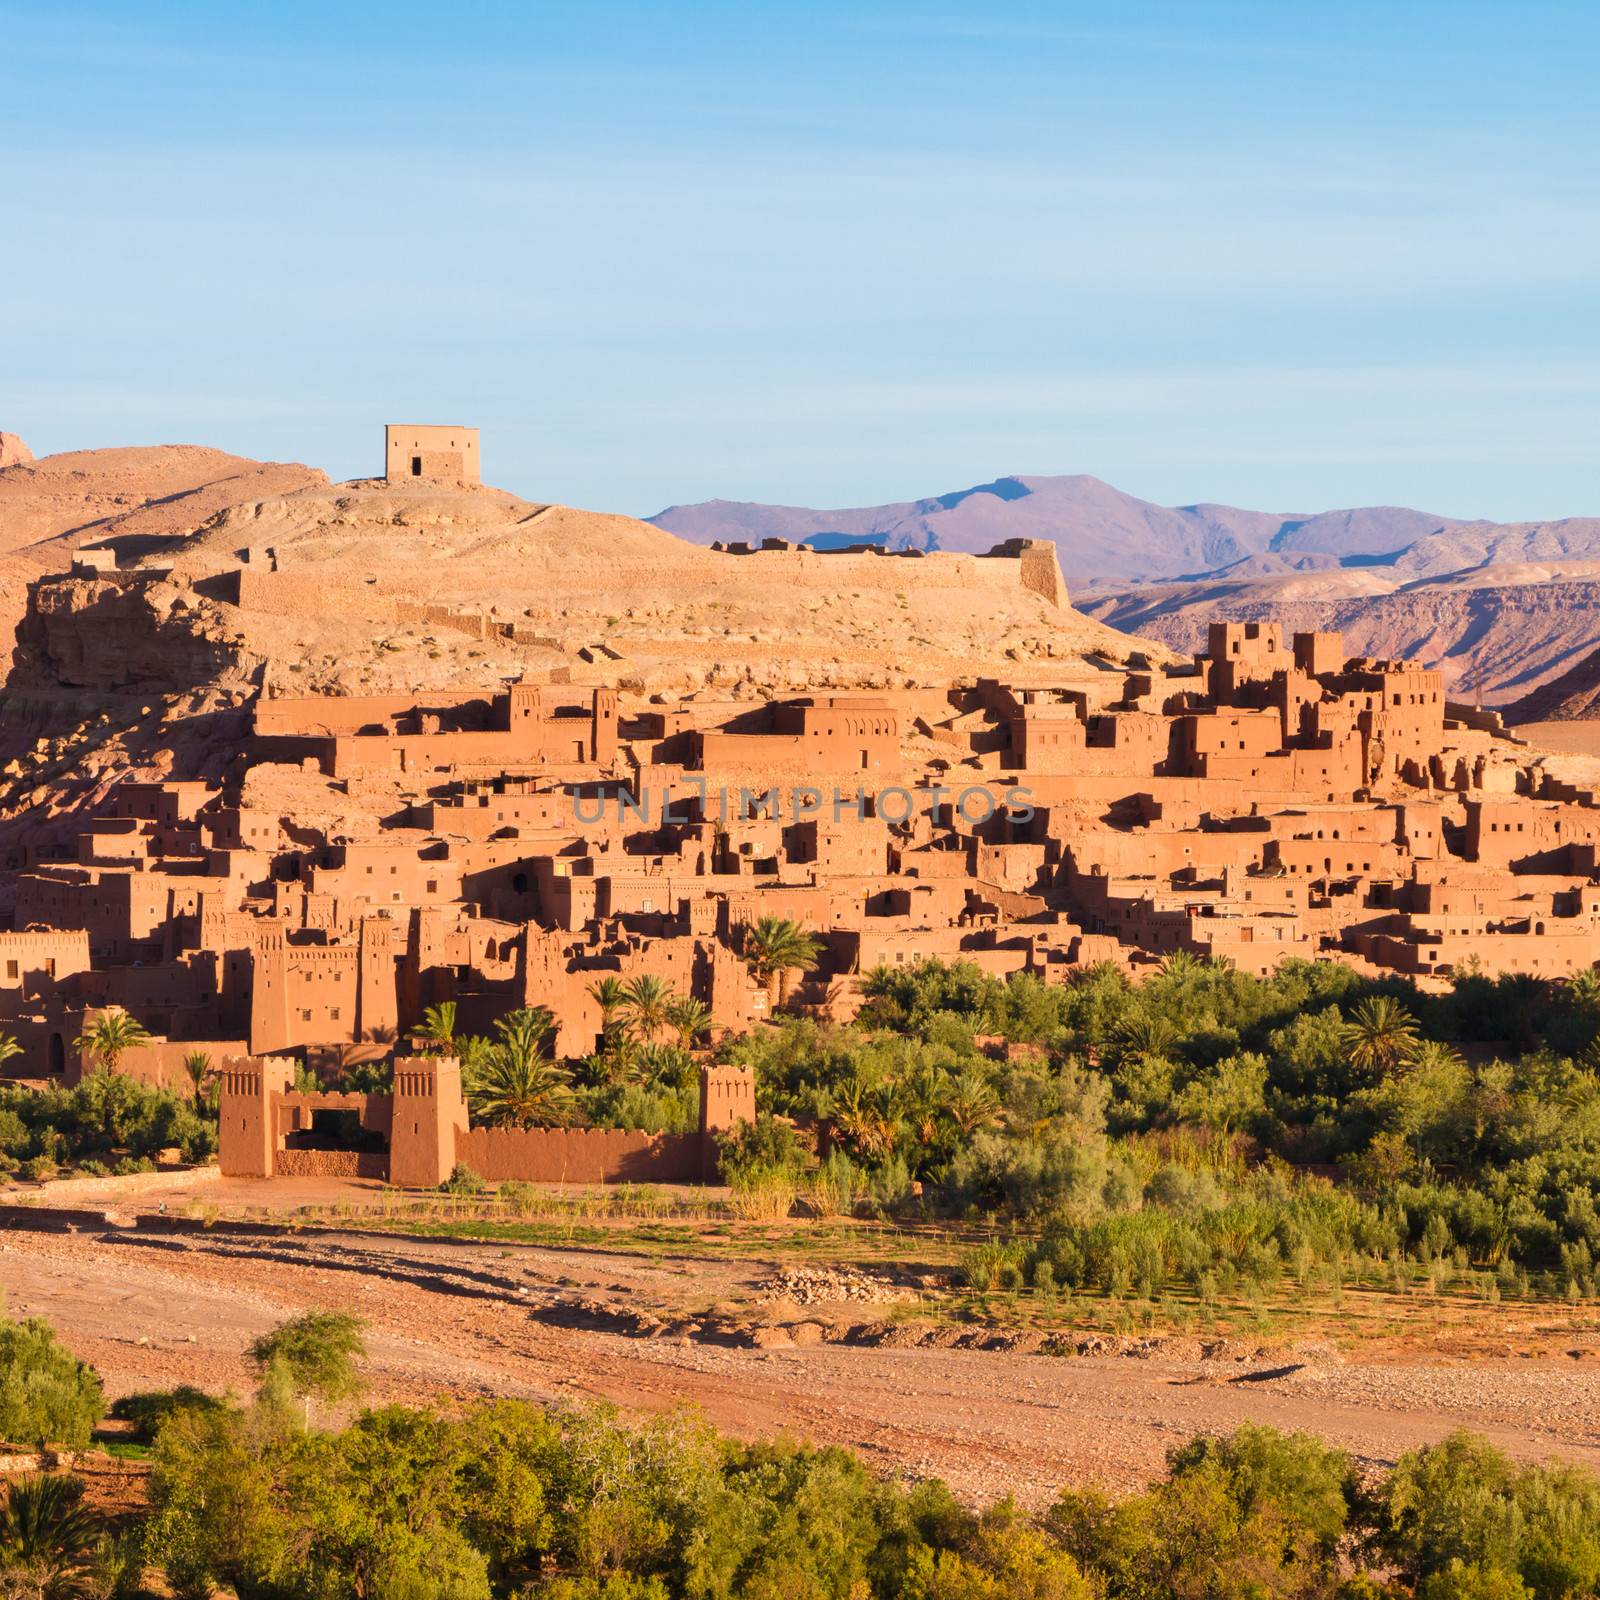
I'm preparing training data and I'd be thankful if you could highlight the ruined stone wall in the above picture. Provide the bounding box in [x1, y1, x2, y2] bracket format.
[255, 691, 489, 738]
[230, 570, 402, 621]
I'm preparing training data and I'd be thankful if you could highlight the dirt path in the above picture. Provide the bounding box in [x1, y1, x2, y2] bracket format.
[6, 1227, 1600, 1504]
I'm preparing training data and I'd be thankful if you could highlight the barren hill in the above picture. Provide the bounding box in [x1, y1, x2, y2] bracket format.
[0, 443, 327, 553]
[70, 474, 1136, 702]
[0, 444, 328, 654]
[1504, 646, 1600, 723]
[0, 463, 1155, 845]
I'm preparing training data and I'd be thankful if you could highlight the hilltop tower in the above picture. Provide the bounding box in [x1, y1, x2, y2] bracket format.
[384, 424, 480, 486]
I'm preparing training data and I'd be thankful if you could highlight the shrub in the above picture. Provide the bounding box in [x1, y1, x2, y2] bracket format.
[110, 1385, 228, 1442]
[0, 1315, 104, 1447]
[442, 1162, 487, 1195]
[496, 1179, 540, 1217]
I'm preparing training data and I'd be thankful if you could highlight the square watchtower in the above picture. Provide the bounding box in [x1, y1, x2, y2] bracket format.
[384, 424, 480, 486]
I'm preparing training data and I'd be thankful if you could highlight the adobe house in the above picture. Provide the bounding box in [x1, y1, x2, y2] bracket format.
[384, 424, 481, 486]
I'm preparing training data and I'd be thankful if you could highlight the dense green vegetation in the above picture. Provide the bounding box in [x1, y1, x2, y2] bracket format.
[0, 1313, 104, 1449]
[0, 1070, 216, 1181]
[722, 957, 1600, 1296]
[12, 1357, 1600, 1599]
[143, 1396, 1600, 1600]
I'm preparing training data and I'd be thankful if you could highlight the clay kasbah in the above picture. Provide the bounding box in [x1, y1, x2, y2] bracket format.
[11, 6, 1600, 1592]
[0, 426, 1568, 1160]
[6, 422, 1600, 1554]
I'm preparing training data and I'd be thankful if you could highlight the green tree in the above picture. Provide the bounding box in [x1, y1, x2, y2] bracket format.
[742, 918, 823, 1010]
[945, 1069, 1002, 1139]
[0, 1316, 104, 1448]
[587, 978, 630, 1048]
[249, 1310, 366, 1426]
[1374, 1432, 1600, 1598]
[71, 1009, 151, 1075]
[0, 1033, 23, 1077]
[468, 1008, 574, 1129]
[834, 1078, 903, 1161]
[1113, 1011, 1178, 1067]
[181, 1049, 212, 1114]
[292, 1406, 494, 1599]
[1172, 1051, 1268, 1141]
[418, 1001, 458, 1055]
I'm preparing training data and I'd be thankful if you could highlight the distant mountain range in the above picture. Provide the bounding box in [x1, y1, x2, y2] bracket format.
[649, 474, 1472, 585]
[652, 474, 1600, 709]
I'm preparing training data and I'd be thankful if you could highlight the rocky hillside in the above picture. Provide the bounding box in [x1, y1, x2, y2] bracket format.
[0, 454, 1160, 868]
[1505, 647, 1600, 723]
[0, 442, 328, 659]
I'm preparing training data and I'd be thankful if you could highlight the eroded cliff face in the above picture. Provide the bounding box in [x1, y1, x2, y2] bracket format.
[10, 575, 261, 698]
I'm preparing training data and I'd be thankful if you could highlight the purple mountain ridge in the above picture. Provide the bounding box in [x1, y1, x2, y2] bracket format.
[649, 474, 1465, 586]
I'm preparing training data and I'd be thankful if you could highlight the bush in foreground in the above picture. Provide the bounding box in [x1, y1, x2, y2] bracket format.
[130, 1386, 1600, 1600]
[0, 1314, 104, 1448]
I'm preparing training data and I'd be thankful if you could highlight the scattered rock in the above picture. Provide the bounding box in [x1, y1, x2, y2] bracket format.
[754, 1265, 911, 1308]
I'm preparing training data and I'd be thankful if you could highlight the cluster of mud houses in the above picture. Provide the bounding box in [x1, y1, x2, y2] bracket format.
[2, 622, 1594, 1131]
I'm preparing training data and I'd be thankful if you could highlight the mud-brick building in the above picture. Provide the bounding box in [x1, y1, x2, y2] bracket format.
[218, 1055, 755, 1187]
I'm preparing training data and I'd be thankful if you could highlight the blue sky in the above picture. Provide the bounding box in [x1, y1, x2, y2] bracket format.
[2, 1, 1597, 520]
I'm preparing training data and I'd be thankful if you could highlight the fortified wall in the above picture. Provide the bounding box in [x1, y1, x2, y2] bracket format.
[218, 1054, 755, 1187]
[705, 536, 1068, 609]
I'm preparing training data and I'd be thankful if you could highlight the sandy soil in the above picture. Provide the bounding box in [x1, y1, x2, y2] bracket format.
[5, 1219, 1600, 1505]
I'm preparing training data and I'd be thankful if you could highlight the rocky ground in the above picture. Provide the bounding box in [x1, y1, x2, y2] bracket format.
[5, 1214, 1599, 1505]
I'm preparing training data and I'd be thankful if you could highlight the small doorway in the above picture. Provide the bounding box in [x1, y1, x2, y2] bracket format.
[411, 455, 423, 476]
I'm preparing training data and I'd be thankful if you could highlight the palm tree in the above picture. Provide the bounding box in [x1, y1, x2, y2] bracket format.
[72, 1008, 150, 1074]
[624, 1042, 687, 1091]
[945, 1069, 1002, 1138]
[182, 1050, 213, 1112]
[620, 974, 675, 1044]
[0, 1473, 100, 1595]
[1499, 972, 1550, 1054]
[492, 1006, 556, 1069]
[742, 917, 822, 1010]
[467, 1007, 573, 1128]
[587, 977, 629, 1047]
[454, 1032, 495, 1075]
[900, 1062, 949, 1147]
[1406, 1038, 1465, 1075]
[1564, 966, 1600, 1015]
[0, 1031, 23, 1076]
[663, 995, 713, 1051]
[417, 1001, 457, 1056]
[1340, 995, 1420, 1081]
[834, 1079, 902, 1160]
[1115, 1012, 1178, 1065]
[1156, 950, 1202, 984]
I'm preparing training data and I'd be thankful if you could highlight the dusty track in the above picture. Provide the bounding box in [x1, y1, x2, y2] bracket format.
[6, 1225, 1600, 1503]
